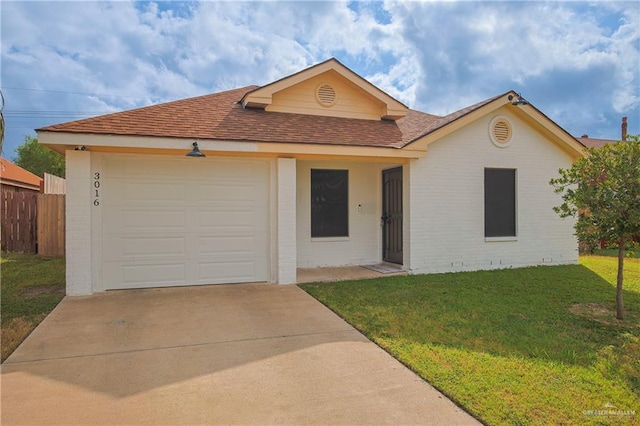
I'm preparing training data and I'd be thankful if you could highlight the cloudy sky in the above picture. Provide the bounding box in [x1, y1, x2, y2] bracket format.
[1, 1, 638, 159]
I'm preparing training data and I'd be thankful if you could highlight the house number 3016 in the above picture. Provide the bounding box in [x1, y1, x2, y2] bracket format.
[93, 172, 101, 206]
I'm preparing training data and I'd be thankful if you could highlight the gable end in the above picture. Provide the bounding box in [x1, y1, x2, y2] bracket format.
[242, 58, 407, 121]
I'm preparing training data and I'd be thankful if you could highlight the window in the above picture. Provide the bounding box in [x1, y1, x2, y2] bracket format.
[311, 169, 348, 237]
[484, 168, 516, 237]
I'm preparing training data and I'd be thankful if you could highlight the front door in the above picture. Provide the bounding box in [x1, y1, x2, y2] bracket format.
[382, 167, 403, 264]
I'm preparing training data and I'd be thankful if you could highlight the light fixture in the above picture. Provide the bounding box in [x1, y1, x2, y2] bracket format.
[508, 93, 529, 106]
[186, 141, 205, 158]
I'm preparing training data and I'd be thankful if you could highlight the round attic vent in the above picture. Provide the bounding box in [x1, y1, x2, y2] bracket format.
[316, 84, 336, 107]
[489, 116, 513, 147]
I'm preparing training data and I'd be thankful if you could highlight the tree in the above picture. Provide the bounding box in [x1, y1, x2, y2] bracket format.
[14, 135, 65, 178]
[550, 135, 640, 320]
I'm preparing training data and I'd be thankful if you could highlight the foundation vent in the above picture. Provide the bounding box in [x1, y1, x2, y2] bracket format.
[316, 84, 336, 106]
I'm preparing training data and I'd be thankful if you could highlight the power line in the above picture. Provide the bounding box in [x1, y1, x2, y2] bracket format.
[0, 86, 154, 100]
[5, 111, 112, 118]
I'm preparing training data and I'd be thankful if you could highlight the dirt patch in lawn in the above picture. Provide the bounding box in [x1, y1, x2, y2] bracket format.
[21, 285, 65, 297]
[1, 316, 39, 362]
[569, 303, 638, 327]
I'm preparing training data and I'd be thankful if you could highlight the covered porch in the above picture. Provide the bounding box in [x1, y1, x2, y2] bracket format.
[275, 157, 408, 285]
[296, 263, 407, 284]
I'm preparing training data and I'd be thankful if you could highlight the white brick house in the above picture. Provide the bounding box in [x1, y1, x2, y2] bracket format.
[38, 58, 585, 295]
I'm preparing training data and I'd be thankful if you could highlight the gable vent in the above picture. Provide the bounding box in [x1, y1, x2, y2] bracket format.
[316, 84, 336, 106]
[489, 116, 513, 147]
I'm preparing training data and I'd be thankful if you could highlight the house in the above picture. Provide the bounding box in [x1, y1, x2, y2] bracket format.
[37, 58, 585, 296]
[0, 158, 43, 192]
[577, 116, 628, 148]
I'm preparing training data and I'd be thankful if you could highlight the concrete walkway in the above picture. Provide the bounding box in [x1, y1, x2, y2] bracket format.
[1, 283, 480, 425]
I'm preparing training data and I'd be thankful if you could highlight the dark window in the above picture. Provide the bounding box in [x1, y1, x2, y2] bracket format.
[311, 169, 348, 237]
[484, 168, 516, 237]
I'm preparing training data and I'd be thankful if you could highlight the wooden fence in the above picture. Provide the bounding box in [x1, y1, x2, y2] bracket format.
[1, 191, 38, 253]
[37, 194, 65, 257]
[1, 191, 65, 256]
[42, 173, 66, 194]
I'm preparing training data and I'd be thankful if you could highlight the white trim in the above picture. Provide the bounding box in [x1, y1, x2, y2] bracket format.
[485, 236, 518, 242]
[311, 237, 350, 242]
[38, 132, 426, 159]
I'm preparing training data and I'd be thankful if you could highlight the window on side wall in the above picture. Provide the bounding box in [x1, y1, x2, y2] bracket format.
[484, 168, 516, 238]
[311, 169, 349, 238]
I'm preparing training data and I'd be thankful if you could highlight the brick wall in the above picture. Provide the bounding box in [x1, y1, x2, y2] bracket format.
[296, 160, 385, 268]
[65, 150, 93, 295]
[277, 158, 297, 283]
[407, 108, 578, 274]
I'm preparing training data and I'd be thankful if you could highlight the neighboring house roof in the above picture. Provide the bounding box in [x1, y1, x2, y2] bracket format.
[37, 58, 584, 159]
[576, 135, 618, 149]
[575, 117, 629, 148]
[0, 158, 43, 191]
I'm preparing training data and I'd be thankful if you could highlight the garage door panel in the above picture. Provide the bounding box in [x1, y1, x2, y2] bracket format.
[104, 262, 187, 289]
[198, 236, 257, 255]
[198, 260, 262, 284]
[121, 237, 187, 257]
[125, 210, 186, 230]
[103, 236, 186, 261]
[110, 210, 187, 232]
[197, 210, 265, 230]
[122, 182, 186, 204]
[102, 156, 269, 290]
[106, 179, 186, 204]
[196, 182, 265, 205]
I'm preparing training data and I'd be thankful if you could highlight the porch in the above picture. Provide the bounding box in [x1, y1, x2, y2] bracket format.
[296, 263, 407, 284]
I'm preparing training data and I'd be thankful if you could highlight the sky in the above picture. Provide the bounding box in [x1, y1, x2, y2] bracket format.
[1, 1, 639, 159]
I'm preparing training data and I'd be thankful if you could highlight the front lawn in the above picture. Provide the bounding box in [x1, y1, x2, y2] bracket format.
[300, 257, 639, 425]
[1, 252, 65, 362]
[593, 248, 640, 259]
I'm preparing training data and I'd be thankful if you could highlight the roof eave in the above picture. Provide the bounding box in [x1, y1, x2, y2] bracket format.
[37, 131, 427, 159]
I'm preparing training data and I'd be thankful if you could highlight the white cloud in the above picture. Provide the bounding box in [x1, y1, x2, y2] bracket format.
[0, 0, 638, 157]
[381, 1, 638, 135]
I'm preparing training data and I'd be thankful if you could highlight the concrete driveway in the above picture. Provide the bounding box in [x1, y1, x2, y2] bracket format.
[1, 283, 480, 425]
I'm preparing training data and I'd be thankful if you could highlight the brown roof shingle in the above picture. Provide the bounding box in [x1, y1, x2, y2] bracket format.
[38, 86, 503, 149]
[576, 136, 617, 149]
[0, 158, 43, 188]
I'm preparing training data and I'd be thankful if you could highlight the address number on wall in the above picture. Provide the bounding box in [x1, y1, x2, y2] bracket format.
[93, 172, 101, 206]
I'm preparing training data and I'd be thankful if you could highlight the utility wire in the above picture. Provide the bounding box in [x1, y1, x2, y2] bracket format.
[0, 86, 155, 100]
[5, 111, 113, 118]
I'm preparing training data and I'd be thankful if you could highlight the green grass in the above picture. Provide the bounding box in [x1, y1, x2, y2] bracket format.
[300, 257, 640, 425]
[1, 252, 65, 362]
[593, 248, 640, 259]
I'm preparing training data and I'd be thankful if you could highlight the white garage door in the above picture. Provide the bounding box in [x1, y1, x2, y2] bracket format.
[102, 156, 269, 290]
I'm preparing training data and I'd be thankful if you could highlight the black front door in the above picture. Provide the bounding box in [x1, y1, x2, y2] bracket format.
[382, 167, 403, 264]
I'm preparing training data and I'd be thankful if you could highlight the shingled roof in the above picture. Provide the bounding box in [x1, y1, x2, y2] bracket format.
[37, 86, 500, 149]
[576, 135, 617, 149]
[0, 158, 43, 190]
